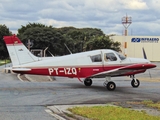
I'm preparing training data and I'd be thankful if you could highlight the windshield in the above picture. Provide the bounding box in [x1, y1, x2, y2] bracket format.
[116, 52, 126, 60]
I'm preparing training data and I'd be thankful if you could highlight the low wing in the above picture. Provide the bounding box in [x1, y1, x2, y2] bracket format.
[90, 63, 155, 78]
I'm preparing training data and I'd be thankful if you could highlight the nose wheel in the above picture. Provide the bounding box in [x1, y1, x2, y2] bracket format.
[131, 79, 140, 87]
[131, 75, 140, 88]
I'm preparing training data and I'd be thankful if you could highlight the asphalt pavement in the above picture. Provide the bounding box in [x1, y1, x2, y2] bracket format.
[0, 62, 160, 120]
[0, 64, 56, 120]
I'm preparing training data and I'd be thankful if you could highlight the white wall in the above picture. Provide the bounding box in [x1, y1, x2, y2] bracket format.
[110, 36, 160, 61]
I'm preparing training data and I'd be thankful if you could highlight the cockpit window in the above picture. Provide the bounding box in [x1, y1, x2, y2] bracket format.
[105, 53, 117, 61]
[90, 54, 102, 62]
[116, 52, 126, 60]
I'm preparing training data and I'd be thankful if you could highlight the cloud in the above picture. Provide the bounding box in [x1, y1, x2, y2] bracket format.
[0, 0, 159, 35]
[121, 0, 148, 10]
[147, 0, 160, 11]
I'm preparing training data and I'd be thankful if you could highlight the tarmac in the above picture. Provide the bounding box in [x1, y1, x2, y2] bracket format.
[19, 74, 54, 82]
[1, 63, 160, 120]
[18, 70, 160, 120]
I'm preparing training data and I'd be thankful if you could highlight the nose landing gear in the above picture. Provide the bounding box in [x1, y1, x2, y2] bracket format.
[130, 75, 140, 88]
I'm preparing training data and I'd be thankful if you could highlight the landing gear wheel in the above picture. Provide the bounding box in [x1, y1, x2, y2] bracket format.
[107, 81, 116, 91]
[84, 78, 92, 86]
[131, 79, 140, 88]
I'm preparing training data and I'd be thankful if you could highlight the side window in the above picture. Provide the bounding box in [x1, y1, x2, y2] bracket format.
[105, 53, 117, 61]
[90, 54, 102, 62]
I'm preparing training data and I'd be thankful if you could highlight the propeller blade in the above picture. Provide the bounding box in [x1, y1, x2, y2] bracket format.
[142, 47, 147, 59]
[148, 70, 152, 78]
[142, 47, 152, 78]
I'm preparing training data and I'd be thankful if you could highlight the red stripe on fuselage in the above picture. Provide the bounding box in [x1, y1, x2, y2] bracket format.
[13, 66, 104, 78]
[12, 64, 148, 78]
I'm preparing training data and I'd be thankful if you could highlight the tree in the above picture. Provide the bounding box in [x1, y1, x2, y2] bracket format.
[85, 35, 121, 51]
[18, 23, 121, 56]
[0, 24, 12, 59]
[17, 22, 51, 36]
[18, 23, 65, 56]
[59, 27, 106, 53]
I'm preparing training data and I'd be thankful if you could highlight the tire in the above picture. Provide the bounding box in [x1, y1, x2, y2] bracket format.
[131, 79, 140, 88]
[107, 81, 116, 91]
[84, 78, 92, 86]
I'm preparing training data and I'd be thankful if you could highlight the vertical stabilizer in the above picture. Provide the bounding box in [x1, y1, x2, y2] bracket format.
[3, 35, 39, 66]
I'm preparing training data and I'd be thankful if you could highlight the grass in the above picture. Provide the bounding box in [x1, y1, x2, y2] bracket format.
[0, 59, 10, 66]
[126, 101, 160, 110]
[142, 100, 160, 110]
[68, 105, 160, 120]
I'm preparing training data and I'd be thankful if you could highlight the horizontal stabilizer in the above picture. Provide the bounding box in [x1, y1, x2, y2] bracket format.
[12, 68, 31, 71]
[4, 67, 13, 70]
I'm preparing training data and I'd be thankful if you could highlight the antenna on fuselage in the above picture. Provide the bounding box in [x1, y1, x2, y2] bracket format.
[48, 50, 54, 57]
[44, 47, 54, 57]
[64, 43, 72, 54]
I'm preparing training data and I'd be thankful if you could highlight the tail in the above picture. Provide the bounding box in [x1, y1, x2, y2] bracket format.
[3, 35, 39, 66]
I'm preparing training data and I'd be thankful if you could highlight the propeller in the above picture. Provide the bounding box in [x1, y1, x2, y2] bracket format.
[142, 47, 147, 59]
[142, 47, 151, 78]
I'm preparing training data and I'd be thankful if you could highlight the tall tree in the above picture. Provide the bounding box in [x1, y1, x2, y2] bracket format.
[0, 24, 12, 59]
[17, 22, 50, 36]
[60, 27, 106, 53]
[85, 35, 121, 51]
[18, 24, 121, 56]
[18, 23, 65, 56]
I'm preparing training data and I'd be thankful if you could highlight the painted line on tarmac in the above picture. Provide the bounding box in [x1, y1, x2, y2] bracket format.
[17, 74, 24, 82]
[45, 109, 66, 120]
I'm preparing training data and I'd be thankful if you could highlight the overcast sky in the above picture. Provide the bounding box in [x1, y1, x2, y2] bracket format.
[0, 0, 160, 36]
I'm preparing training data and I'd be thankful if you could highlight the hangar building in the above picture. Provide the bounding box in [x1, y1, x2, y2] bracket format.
[110, 36, 160, 61]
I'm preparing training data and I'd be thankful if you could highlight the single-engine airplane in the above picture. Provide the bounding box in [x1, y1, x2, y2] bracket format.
[3, 35, 156, 91]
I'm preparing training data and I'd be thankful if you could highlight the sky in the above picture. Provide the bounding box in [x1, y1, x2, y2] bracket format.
[0, 0, 160, 36]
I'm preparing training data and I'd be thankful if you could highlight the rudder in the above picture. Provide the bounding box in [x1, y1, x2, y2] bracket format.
[3, 35, 39, 66]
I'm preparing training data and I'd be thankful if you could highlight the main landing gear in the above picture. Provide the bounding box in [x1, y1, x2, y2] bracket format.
[84, 78, 92, 86]
[103, 77, 116, 91]
[103, 75, 140, 91]
[84, 78, 116, 91]
[83, 75, 140, 91]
